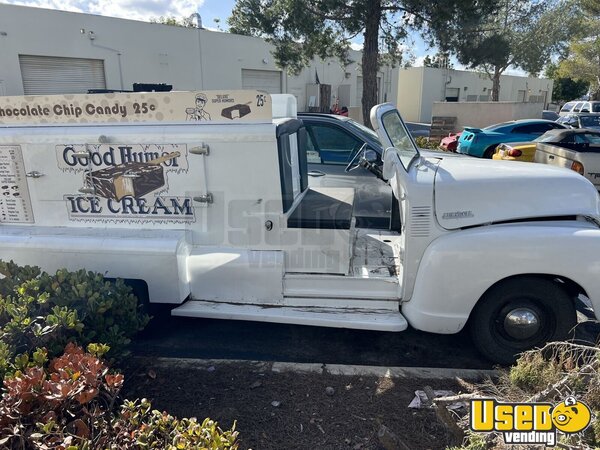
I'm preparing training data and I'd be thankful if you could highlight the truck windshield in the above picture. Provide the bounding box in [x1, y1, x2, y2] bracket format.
[381, 110, 419, 170]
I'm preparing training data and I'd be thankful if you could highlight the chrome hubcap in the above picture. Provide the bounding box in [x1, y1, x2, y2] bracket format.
[503, 308, 540, 340]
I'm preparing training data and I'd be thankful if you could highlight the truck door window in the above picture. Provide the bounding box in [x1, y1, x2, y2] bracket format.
[308, 124, 362, 165]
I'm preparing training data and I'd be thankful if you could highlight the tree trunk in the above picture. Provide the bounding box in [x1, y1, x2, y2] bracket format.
[361, 0, 382, 127]
[491, 67, 501, 101]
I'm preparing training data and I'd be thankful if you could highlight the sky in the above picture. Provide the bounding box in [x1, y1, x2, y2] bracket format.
[0, 0, 523, 73]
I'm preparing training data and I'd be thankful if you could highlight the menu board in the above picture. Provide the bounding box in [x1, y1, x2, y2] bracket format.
[0, 145, 34, 223]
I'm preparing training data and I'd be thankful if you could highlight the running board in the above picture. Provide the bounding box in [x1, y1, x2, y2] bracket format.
[171, 300, 408, 332]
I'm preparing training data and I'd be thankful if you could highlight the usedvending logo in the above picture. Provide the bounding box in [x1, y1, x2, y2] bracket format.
[57, 144, 195, 223]
[470, 396, 592, 446]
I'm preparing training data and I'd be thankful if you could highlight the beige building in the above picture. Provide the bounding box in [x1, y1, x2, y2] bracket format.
[397, 66, 554, 123]
[0, 4, 398, 112]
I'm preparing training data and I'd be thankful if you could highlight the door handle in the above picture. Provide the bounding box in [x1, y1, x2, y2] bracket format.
[26, 171, 44, 178]
[549, 155, 555, 160]
[308, 170, 326, 177]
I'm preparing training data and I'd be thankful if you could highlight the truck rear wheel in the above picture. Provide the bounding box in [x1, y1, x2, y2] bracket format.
[469, 277, 576, 365]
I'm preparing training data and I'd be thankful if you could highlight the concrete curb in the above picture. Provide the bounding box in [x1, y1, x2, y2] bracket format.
[144, 357, 499, 380]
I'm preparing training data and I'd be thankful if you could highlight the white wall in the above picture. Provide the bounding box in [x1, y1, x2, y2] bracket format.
[397, 67, 554, 123]
[0, 4, 397, 115]
[432, 101, 546, 131]
[396, 68, 423, 122]
[0, 5, 203, 93]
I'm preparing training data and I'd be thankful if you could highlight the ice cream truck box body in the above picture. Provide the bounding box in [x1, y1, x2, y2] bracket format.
[2, 90, 600, 363]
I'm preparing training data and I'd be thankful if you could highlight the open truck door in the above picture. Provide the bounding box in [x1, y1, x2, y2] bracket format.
[370, 103, 420, 211]
[369, 103, 428, 302]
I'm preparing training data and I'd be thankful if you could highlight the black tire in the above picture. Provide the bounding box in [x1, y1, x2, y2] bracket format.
[483, 145, 497, 159]
[469, 277, 576, 365]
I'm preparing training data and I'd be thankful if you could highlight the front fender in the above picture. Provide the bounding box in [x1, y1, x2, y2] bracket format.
[402, 222, 600, 334]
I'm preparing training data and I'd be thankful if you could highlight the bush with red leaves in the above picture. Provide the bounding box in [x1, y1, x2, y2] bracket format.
[0, 344, 238, 450]
[0, 343, 122, 448]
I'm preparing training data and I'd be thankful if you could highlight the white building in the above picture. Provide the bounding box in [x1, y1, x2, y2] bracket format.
[397, 66, 554, 123]
[0, 4, 398, 114]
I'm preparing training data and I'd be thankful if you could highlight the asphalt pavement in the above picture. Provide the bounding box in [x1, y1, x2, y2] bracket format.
[131, 314, 492, 369]
[130, 300, 600, 370]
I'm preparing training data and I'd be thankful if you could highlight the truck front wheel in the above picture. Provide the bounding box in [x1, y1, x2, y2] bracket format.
[469, 277, 576, 365]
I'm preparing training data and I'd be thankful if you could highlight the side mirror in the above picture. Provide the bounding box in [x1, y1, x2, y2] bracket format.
[364, 149, 378, 163]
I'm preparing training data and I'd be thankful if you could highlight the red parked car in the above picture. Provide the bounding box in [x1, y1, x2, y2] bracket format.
[440, 132, 461, 152]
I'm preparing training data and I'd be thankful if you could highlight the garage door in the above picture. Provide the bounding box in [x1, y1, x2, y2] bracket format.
[19, 55, 106, 95]
[241, 69, 281, 94]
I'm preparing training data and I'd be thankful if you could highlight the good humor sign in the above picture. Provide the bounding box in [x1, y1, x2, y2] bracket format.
[56, 143, 195, 224]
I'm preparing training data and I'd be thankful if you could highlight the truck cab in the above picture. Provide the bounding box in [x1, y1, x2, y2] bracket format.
[1, 90, 600, 364]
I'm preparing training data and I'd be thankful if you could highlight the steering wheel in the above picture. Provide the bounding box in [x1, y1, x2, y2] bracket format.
[345, 143, 368, 173]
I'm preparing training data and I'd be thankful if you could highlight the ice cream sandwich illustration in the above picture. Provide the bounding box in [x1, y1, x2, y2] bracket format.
[85, 152, 180, 201]
[221, 102, 252, 120]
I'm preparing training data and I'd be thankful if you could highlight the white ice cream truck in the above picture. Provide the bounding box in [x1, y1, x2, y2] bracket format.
[1, 90, 599, 364]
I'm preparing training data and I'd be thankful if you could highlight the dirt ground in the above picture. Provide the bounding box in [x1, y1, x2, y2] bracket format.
[122, 358, 464, 450]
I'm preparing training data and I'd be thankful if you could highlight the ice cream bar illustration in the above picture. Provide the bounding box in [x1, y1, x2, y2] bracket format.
[221, 102, 252, 120]
[86, 152, 180, 201]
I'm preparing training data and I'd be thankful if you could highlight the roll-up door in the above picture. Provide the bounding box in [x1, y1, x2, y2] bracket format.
[19, 55, 106, 95]
[241, 69, 281, 94]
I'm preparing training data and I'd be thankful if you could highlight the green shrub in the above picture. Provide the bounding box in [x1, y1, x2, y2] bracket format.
[446, 432, 487, 450]
[508, 351, 563, 393]
[0, 260, 149, 381]
[0, 344, 238, 450]
[113, 400, 239, 449]
[37, 268, 149, 353]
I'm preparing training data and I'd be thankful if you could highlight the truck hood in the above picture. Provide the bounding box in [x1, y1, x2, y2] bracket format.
[433, 157, 600, 230]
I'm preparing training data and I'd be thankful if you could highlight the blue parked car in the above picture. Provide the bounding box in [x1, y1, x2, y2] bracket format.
[457, 119, 567, 158]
